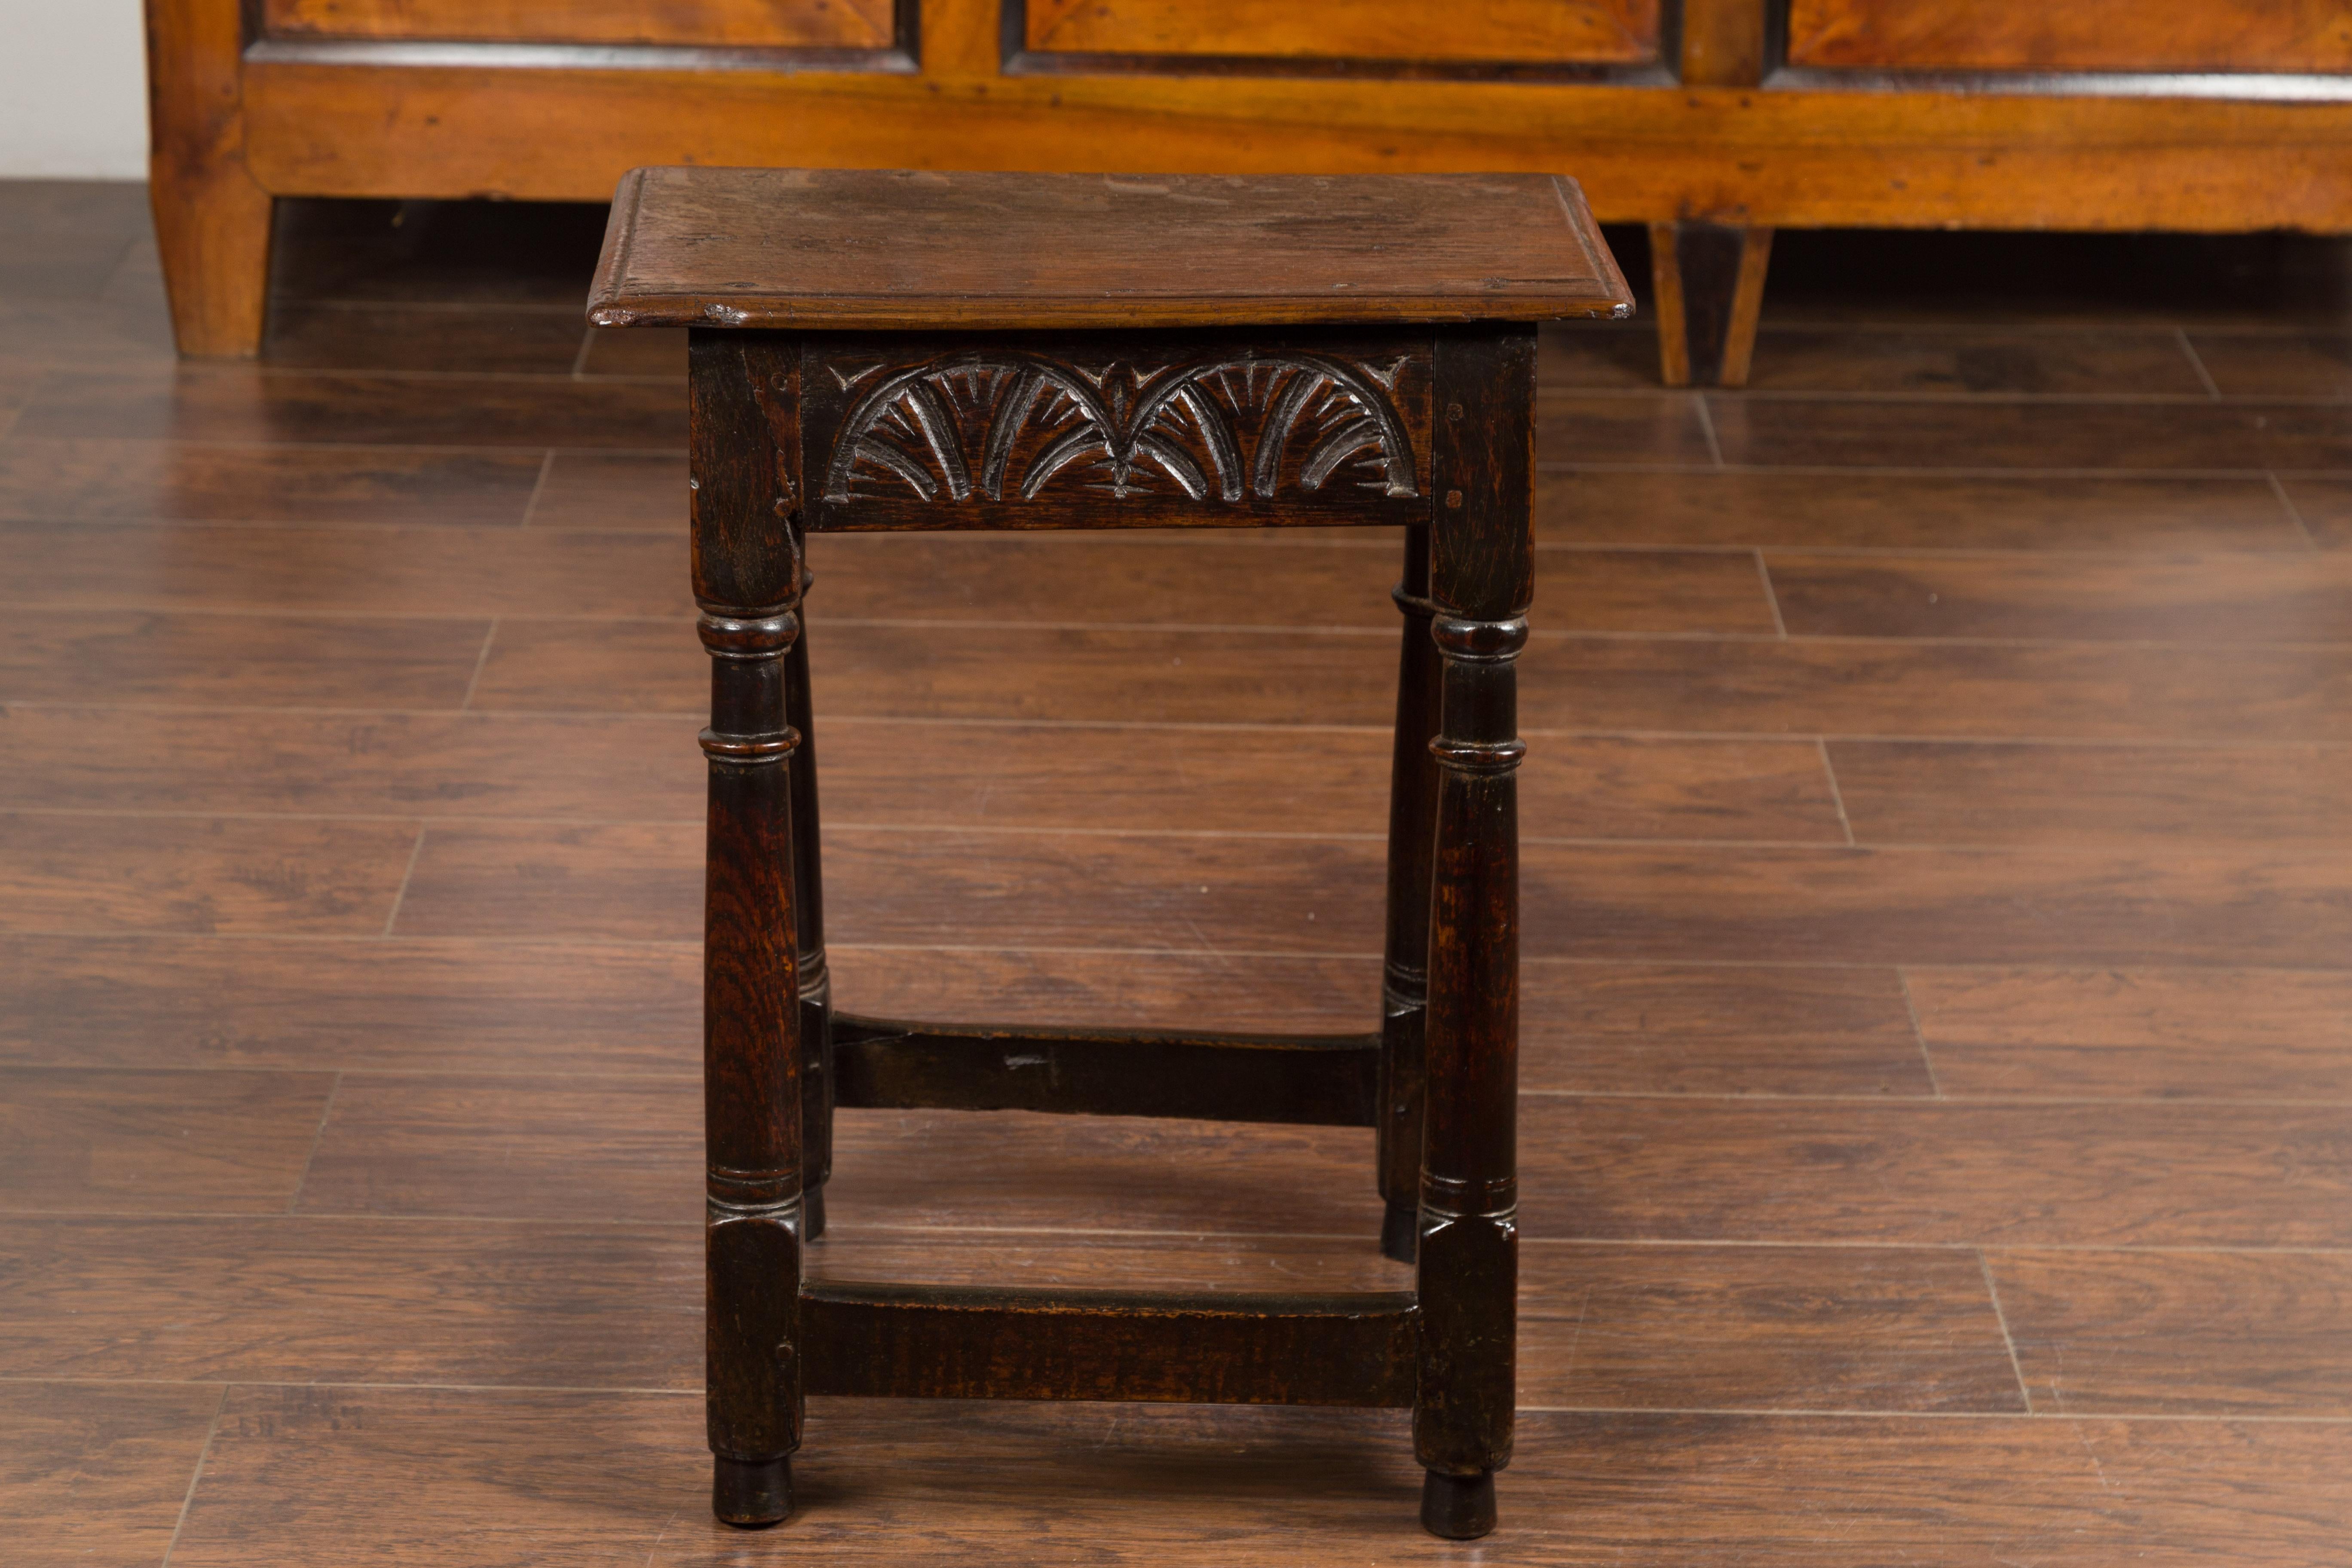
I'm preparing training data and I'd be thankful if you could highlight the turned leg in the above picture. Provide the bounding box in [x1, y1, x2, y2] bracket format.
[1414, 326, 1533, 1540]
[1377, 521, 1441, 1265]
[146, 0, 276, 356]
[1648, 220, 1773, 389]
[786, 585, 835, 1242]
[694, 332, 806, 1526]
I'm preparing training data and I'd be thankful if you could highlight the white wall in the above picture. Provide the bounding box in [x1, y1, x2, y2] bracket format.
[0, 0, 149, 178]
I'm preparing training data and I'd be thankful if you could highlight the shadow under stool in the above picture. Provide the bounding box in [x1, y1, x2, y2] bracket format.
[587, 166, 1633, 1540]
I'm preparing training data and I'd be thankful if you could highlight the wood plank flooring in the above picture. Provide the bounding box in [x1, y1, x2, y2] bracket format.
[1, 188, 2347, 1564]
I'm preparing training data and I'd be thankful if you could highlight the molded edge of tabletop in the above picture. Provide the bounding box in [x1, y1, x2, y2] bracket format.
[586, 167, 1637, 331]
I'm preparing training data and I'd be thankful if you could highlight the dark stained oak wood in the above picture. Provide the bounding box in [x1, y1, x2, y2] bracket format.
[0, 1067, 333, 1214]
[0, 1381, 227, 1568]
[1990, 1249, 2352, 1417]
[1905, 966, 2352, 1099]
[802, 1283, 1418, 1407]
[0, 812, 418, 935]
[0, 436, 547, 525]
[831, 1015, 1380, 1127]
[688, 331, 808, 1516]
[1828, 741, 2352, 848]
[590, 171, 1631, 331]
[797, 330, 1440, 533]
[1537, 470, 2312, 553]
[1768, 553, 2352, 644]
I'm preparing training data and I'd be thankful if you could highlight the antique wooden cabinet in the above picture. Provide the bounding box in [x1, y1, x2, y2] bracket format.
[149, 0, 2352, 381]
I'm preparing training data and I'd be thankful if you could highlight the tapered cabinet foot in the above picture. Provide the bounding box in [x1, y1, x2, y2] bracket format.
[713, 1454, 792, 1527]
[1420, 1470, 1497, 1539]
[1380, 1200, 1418, 1265]
[1648, 220, 1773, 388]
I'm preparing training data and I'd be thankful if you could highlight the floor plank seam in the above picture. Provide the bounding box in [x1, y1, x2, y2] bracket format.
[1894, 970, 1944, 1098]
[2266, 472, 2326, 550]
[156, 1383, 227, 1568]
[518, 450, 557, 526]
[1692, 394, 1725, 467]
[378, 826, 430, 938]
[1975, 1250, 2034, 1414]
[286, 1072, 344, 1216]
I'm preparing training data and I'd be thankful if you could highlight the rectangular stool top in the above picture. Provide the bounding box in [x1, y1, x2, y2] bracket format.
[589, 168, 1632, 331]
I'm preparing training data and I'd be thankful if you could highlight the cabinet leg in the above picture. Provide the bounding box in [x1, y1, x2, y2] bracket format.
[1649, 221, 1772, 388]
[1377, 522, 1440, 1265]
[146, 0, 275, 358]
[1414, 326, 1532, 1540]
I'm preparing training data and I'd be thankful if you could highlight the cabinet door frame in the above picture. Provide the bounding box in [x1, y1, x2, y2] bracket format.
[1000, 0, 1686, 85]
[1762, 0, 2352, 101]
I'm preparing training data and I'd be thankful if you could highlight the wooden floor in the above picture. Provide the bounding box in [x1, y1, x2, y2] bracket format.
[4, 185, 2351, 1565]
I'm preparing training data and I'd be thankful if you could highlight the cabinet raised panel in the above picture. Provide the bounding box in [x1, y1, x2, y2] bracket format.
[1023, 0, 1663, 66]
[263, 0, 897, 49]
[1786, 0, 2352, 74]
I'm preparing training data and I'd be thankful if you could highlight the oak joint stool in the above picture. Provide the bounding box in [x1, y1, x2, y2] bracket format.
[589, 168, 1631, 1541]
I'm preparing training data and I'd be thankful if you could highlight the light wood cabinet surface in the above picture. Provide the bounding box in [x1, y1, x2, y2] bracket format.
[145, 0, 2352, 383]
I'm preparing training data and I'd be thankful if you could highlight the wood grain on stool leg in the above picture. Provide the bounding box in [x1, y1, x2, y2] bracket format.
[1378, 520, 1441, 1265]
[1415, 325, 1533, 1540]
[693, 331, 806, 1526]
[145, 0, 276, 357]
[1649, 220, 1773, 388]
[785, 585, 834, 1243]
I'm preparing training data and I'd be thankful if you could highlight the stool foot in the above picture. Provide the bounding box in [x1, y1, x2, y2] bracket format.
[713, 1455, 792, 1527]
[805, 1182, 827, 1243]
[1380, 1200, 1417, 1265]
[1420, 1470, 1496, 1540]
